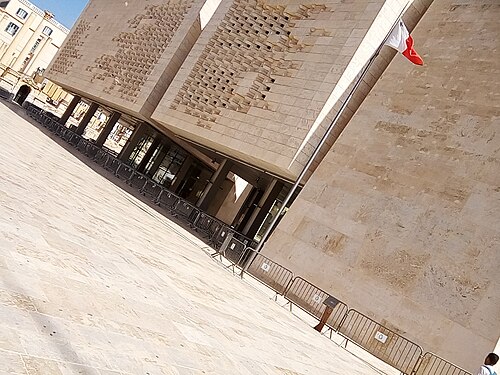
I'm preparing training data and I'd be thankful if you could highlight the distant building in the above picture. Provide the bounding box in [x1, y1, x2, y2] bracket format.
[0, 0, 70, 106]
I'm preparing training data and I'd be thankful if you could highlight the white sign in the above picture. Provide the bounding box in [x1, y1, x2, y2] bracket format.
[261, 263, 270, 272]
[375, 331, 388, 344]
[312, 294, 322, 303]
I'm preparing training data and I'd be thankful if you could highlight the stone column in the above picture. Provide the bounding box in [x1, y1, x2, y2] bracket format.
[170, 155, 194, 192]
[95, 111, 121, 147]
[59, 95, 81, 125]
[196, 159, 232, 211]
[118, 122, 147, 162]
[136, 137, 161, 173]
[242, 179, 284, 238]
[75, 102, 99, 136]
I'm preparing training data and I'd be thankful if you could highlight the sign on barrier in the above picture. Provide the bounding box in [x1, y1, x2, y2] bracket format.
[244, 250, 294, 296]
[210, 225, 234, 250]
[414, 352, 472, 375]
[284, 277, 348, 331]
[337, 309, 422, 374]
[221, 237, 247, 265]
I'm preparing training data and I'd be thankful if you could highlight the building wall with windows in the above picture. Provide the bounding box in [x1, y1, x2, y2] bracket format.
[0, 0, 68, 76]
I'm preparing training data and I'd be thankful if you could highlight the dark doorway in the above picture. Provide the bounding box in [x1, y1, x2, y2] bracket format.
[14, 84, 31, 105]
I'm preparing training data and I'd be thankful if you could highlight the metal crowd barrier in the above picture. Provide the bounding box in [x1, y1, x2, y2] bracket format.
[284, 277, 348, 331]
[172, 200, 200, 225]
[337, 309, 422, 374]
[220, 236, 247, 265]
[413, 352, 472, 375]
[193, 212, 225, 239]
[242, 249, 294, 296]
[156, 190, 179, 211]
[89, 144, 104, 159]
[141, 179, 163, 199]
[115, 163, 134, 181]
[129, 172, 148, 190]
[104, 156, 121, 174]
[210, 225, 234, 250]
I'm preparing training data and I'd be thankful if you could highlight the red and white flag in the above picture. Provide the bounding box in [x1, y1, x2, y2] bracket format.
[385, 20, 424, 66]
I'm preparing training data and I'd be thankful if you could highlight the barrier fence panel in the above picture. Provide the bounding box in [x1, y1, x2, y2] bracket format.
[193, 213, 224, 239]
[156, 190, 179, 210]
[141, 179, 163, 200]
[284, 277, 348, 331]
[93, 149, 109, 167]
[104, 156, 121, 174]
[173, 200, 200, 225]
[77, 138, 89, 153]
[129, 172, 148, 190]
[210, 225, 234, 250]
[414, 352, 472, 375]
[337, 309, 422, 374]
[65, 132, 81, 146]
[220, 237, 247, 265]
[88, 144, 103, 161]
[243, 250, 293, 296]
[115, 163, 135, 181]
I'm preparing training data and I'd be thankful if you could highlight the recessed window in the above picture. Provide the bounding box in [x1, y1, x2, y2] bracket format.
[5, 22, 19, 36]
[42, 26, 53, 36]
[16, 8, 28, 19]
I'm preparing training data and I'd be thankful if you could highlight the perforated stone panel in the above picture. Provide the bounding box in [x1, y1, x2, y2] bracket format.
[153, 0, 388, 179]
[46, 0, 206, 119]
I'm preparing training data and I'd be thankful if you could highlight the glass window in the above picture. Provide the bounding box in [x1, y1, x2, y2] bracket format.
[16, 8, 28, 19]
[42, 26, 52, 36]
[152, 146, 187, 186]
[5, 22, 19, 35]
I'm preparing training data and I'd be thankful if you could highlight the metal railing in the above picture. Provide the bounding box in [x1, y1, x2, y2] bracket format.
[242, 249, 293, 296]
[284, 277, 348, 331]
[24, 105, 470, 375]
[413, 353, 472, 375]
[337, 309, 423, 374]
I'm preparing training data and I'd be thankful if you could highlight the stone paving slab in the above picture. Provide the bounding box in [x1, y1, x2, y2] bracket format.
[0, 101, 387, 374]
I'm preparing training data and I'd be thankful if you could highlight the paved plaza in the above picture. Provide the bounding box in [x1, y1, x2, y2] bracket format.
[0, 101, 388, 374]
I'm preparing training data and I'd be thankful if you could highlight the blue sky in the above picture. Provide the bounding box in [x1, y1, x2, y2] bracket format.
[30, 0, 88, 28]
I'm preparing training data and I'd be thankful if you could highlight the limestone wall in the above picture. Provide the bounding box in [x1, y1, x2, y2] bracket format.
[262, 0, 500, 371]
[46, 0, 206, 120]
[152, 0, 420, 180]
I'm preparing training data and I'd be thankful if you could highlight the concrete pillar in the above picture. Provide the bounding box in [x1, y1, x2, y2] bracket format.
[75, 102, 99, 136]
[118, 122, 147, 162]
[59, 95, 81, 125]
[196, 159, 232, 211]
[171, 155, 194, 192]
[95, 111, 121, 147]
[136, 136, 161, 173]
[242, 179, 284, 238]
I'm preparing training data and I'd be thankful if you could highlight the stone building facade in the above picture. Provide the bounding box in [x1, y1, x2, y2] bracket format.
[45, 0, 499, 372]
[262, 0, 500, 371]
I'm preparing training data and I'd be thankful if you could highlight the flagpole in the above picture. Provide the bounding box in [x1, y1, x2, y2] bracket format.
[241, 4, 411, 275]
